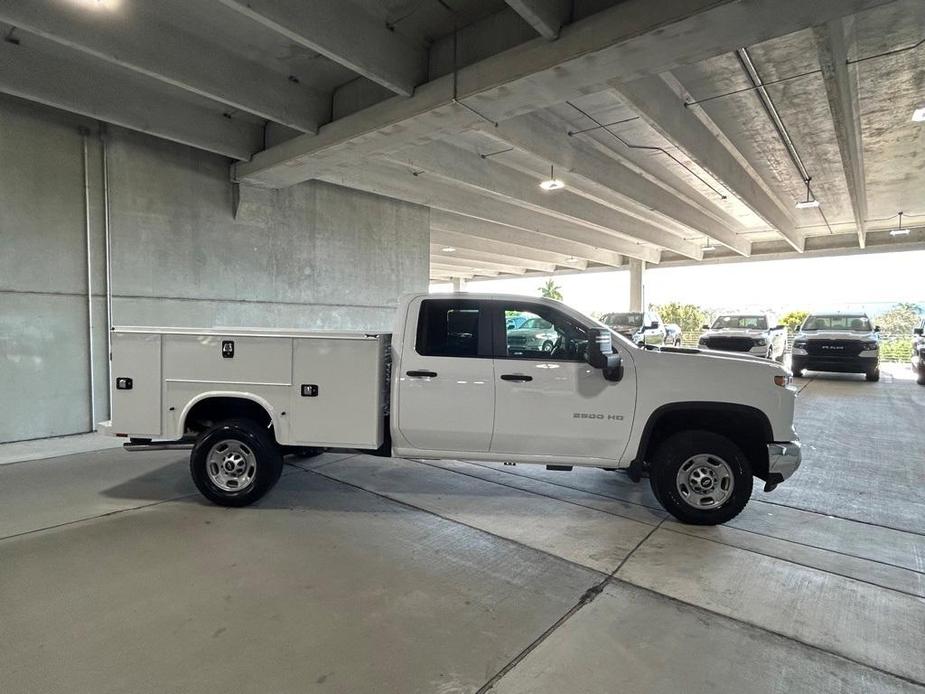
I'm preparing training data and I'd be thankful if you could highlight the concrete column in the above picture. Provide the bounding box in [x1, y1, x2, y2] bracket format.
[629, 259, 645, 311]
[452, 277, 467, 292]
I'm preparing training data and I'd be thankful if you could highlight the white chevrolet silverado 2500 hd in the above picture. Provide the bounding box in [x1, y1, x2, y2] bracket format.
[101, 293, 801, 525]
[698, 313, 787, 362]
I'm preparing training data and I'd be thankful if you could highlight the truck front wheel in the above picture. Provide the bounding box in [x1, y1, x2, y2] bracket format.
[190, 419, 283, 507]
[649, 430, 752, 525]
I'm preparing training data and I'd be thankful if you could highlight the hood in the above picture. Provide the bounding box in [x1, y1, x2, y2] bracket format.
[701, 328, 768, 338]
[655, 346, 770, 365]
[608, 323, 642, 334]
[797, 330, 877, 341]
[508, 327, 556, 338]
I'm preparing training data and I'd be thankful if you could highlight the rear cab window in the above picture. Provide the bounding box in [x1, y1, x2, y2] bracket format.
[416, 299, 491, 357]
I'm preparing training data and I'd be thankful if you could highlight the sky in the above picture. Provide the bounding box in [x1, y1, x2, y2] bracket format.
[430, 249, 925, 318]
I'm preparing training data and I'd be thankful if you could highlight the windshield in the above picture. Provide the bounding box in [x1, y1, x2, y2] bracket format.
[601, 312, 643, 328]
[802, 315, 872, 331]
[711, 315, 768, 330]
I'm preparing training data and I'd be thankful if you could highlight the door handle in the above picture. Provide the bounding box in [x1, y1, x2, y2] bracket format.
[406, 370, 438, 378]
[500, 374, 533, 382]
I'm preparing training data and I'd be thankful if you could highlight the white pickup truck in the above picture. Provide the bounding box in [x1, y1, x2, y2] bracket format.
[102, 293, 802, 525]
[698, 313, 787, 362]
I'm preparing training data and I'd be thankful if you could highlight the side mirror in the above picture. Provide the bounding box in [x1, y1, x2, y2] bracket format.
[701, 324, 709, 330]
[649, 321, 660, 329]
[874, 326, 881, 332]
[587, 328, 624, 382]
[914, 327, 923, 336]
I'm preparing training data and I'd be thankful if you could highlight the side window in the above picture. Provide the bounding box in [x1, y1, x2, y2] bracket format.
[416, 299, 482, 357]
[501, 306, 589, 361]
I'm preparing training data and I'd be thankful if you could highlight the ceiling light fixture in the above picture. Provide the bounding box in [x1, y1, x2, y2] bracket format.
[795, 178, 820, 208]
[539, 165, 565, 191]
[890, 211, 910, 236]
[441, 246, 456, 252]
[565, 256, 578, 262]
[912, 107, 925, 122]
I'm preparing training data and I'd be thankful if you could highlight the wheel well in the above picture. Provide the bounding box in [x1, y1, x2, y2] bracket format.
[183, 397, 273, 437]
[637, 404, 771, 480]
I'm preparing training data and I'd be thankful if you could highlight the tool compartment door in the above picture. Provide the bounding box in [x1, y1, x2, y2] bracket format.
[290, 336, 385, 449]
[111, 332, 162, 437]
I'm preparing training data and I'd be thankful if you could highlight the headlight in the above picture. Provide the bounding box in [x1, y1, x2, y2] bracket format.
[792, 340, 807, 349]
[754, 338, 768, 346]
[536, 332, 557, 339]
[698, 338, 708, 346]
[862, 341, 878, 350]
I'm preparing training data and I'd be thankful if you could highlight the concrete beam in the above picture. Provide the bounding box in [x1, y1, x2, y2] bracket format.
[233, 0, 889, 186]
[491, 112, 751, 256]
[431, 244, 557, 273]
[430, 228, 587, 271]
[389, 142, 701, 259]
[321, 160, 660, 263]
[0, 1, 326, 133]
[0, 36, 261, 160]
[505, 0, 569, 39]
[615, 76, 805, 252]
[431, 255, 529, 275]
[431, 262, 504, 278]
[217, 0, 423, 96]
[431, 211, 623, 268]
[815, 19, 868, 249]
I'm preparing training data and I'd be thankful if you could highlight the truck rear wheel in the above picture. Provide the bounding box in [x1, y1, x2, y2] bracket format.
[649, 430, 752, 525]
[190, 419, 283, 507]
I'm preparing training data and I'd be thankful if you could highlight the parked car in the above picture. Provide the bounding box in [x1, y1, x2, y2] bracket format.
[506, 316, 560, 353]
[791, 312, 880, 381]
[912, 319, 925, 385]
[664, 323, 683, 347]
[103, 293, 801, 525]
[698, 314, 787, 361]
[600, 310, 666, 347]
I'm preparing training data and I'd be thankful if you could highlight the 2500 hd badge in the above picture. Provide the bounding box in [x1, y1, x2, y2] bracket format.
[573, 412, 624, 421]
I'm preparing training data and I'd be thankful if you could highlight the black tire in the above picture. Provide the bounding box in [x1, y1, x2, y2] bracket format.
[542, 340, 554, 353]
[917, 368, 925, 386]
[792, 367, 804, 378]
[866, 367, 880, 382]
[190, 418, 283, 507]
[649, 430, 753, 525]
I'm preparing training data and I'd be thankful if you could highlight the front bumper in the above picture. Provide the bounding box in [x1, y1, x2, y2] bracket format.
[764, 441, 802, 491]
[791, 353, 878, 374]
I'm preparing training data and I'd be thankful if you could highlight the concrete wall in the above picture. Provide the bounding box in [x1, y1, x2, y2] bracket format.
[0, 94, 429, 443]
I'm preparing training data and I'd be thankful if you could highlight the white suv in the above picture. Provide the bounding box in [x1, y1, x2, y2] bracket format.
[698, 314, 787, 362]
[791, 312, 880, 381]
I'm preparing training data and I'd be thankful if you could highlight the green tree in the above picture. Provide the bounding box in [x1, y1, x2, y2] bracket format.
[875, 303, 922, 335]
[539, 279, 563, 301]
[779, 310, 809, 332]
[651, 302, 707, 339]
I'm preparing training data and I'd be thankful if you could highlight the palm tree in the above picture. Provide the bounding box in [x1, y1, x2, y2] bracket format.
[539, 279, 563, 301]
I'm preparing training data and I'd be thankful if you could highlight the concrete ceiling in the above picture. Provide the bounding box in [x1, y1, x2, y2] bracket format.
[1, 0, 923, 280]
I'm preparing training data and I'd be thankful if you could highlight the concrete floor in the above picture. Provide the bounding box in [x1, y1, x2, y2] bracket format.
[1, 375, 923, 693]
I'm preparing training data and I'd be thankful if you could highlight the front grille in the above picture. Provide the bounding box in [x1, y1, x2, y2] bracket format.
[507, 336, 527, 345]
[704, 336, 754, 352]
[805, 339, 863, 357]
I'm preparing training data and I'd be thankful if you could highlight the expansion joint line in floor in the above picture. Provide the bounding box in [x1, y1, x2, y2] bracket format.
[475, 520, 666, 694]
